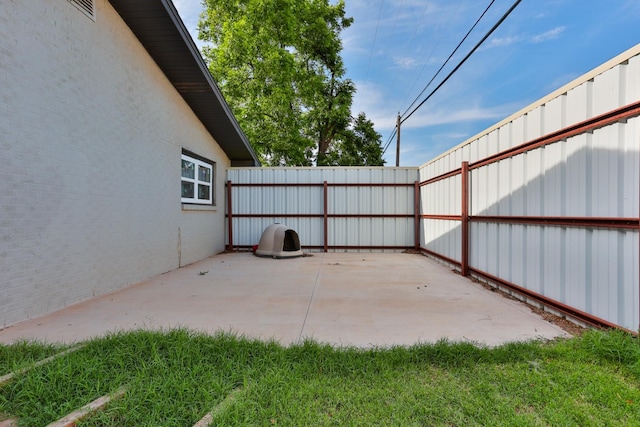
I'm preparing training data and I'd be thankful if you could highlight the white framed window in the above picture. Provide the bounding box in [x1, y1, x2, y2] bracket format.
[181, 152, 214, 205]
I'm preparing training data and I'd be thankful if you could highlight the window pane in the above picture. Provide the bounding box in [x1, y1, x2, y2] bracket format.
[198, 184, 210, 200]
[181, 181, 194, 198]
[198, 165, 211, 183]
[182, 160, 195, 179]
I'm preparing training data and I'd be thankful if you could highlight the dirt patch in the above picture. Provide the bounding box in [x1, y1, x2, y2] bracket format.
[473, 279, 586, 336]
[527, 305, 587, 336]
[408, 250, 588, 336]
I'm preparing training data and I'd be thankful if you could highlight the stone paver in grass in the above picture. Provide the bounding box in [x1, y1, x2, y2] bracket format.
[193, 387, 245, 427]
[45, 386, 128, 427]
[0, 346, 84, 386]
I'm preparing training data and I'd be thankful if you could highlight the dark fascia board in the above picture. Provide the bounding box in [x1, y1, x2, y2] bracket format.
[108, 0, 260, 166]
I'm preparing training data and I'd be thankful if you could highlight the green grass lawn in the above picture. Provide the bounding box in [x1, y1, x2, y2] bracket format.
[1, 329, 639, 426]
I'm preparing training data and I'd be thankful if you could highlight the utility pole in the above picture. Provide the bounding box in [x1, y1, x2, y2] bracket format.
[395, 113, 401, 167]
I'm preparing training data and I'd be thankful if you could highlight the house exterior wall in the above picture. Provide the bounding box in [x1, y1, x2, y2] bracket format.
[418, 44, 640, 331]
[0, 0, 230, 328]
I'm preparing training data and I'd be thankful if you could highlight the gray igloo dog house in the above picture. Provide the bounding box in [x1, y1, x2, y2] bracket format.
[255, 223, 303, 258]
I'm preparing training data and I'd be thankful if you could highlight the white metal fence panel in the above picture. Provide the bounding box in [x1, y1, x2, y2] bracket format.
[230, 217, 324, 248]
[421, 176, 460, 216]
[328, 217, 415, 249]
[228, 167, 418, 185]
[224, 46, 639, 331]
[422, 219, 461, 262]
[227, 167, 419, 250]
[417, 44, 640, 331]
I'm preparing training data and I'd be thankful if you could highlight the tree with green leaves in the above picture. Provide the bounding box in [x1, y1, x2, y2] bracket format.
[198, 0, 384, 166]
[323, 113, 385, 166]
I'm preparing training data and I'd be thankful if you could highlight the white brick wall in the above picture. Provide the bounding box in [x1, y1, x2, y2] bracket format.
[0, 0, 230, 328]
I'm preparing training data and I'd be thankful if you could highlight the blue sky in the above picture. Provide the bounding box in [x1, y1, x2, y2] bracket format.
[174, 0, 640, 166]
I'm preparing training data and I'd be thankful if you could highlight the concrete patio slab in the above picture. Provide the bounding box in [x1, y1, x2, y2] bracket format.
[0, 252, 569, 347]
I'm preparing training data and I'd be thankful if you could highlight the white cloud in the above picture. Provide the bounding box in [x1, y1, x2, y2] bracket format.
[487, 35, 522, 48]
[350, 77, 515, 139]
[485, 25, 566, 50]
[173, 0, 201, 26]
[351, 81, 397, 129]
[546, 72, 580, 92]
[430, 131, 470, 140]
[341, 32, 368, 56]
[399, 105, 506, 130]
[531, 26, 566, 43]
[393, 56, 419, 69]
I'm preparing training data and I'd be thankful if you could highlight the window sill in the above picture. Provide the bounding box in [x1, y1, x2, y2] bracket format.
[182, 204, 217, 212]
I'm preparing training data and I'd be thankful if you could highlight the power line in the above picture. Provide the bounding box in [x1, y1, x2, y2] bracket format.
[401, 0, 523, 125]
[364, 0, 385, 80]
[385, 1, 459, 157]
[402, 1, 431, 55]
[382, 0, 407, 92]
[388, 0, 405, 44]
[382, 126, 397, 155]
[398, 0, 464, 113]
[401, 0, 496, 118]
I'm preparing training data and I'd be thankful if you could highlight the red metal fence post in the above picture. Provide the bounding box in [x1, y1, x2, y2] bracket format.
[227, 180, 233, 252]
[323, 181, 328, 252]
[461, 162, 469, 276]
[414, 181, 420, 250]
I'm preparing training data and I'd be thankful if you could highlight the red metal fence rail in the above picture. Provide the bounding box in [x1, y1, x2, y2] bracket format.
[226, 181, 420, 252]
[418, 100, 640, 331]
[224, 101, 639, 331]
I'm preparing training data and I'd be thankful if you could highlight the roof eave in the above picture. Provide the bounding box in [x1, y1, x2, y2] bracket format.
[108, 0, 260, 166]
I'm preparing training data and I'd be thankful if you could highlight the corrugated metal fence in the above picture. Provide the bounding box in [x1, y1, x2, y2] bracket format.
[419, 45, 640, 332]
[226, 45, 640, 332]
[226, 168, 419, 251]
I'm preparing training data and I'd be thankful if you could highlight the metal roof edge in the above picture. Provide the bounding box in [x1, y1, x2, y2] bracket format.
[420, 42, 640, 169]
